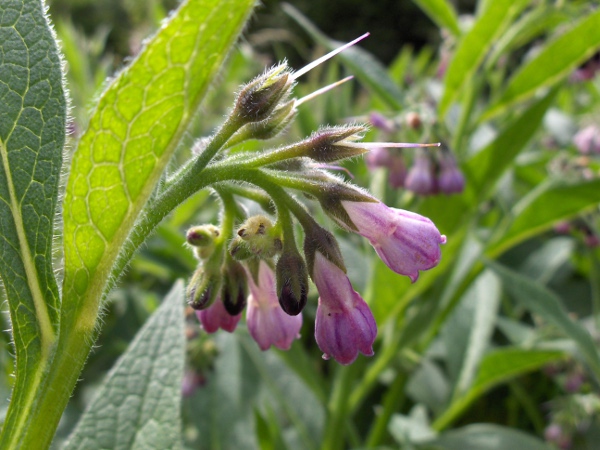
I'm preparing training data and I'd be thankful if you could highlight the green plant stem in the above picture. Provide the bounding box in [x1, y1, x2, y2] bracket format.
[321, 364, 358, 450]
[365, 371, 407, 448]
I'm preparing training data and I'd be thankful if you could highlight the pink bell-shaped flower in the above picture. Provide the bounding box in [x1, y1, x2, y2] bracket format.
[313, 253, 377, 365]
[246, 260, 303, 350]
[196, 297, 242, 333]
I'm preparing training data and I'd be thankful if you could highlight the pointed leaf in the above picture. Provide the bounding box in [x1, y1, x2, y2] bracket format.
[410, 0, 460, 36]
[489, 178, 600, 256]
[484, 9, 600, 120]
[61, 0, 255, 323]
[283, 3, 404, 110]
[487, 260, 600, 378]
[0, 0, 65, 440]
[63, 281, 186, 450]
[439, 0, 529, 116]
[427, 424, 552, 450]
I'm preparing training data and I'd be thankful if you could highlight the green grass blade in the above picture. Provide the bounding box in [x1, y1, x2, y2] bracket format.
[0, 0, 65, 444]
[63, 281, 186, 450]
[61, 0, 255, 328]
[438, 0, 529, 116]
[410, 0, 460, 36]
[484, 9, 600, 120]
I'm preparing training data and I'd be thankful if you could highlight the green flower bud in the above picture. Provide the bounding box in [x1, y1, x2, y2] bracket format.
[233, 64, 293, 124]
[186, 225, 220, 260]
[221, 260, 248, 316]
[187, 266, 221, 310]
[230, 215, 282, 259]
[276, 250, 309, 316]
[303, 125, 368, 162]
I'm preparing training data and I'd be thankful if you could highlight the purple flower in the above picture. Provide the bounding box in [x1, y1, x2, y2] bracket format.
[388, 156, 407, 189]
[313, 253, 377, 365]
[437, 152, 465, 194]
[405, 152, 436, 195]
[246, 260, 303, 351]
[365, 146, 392, 170]
[196, 298, 242, 333]
[337, 200, 446, 282]
[573, 125, 600, 154]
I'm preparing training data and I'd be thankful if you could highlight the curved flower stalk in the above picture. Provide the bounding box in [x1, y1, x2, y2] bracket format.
[178, 34, 446, 365]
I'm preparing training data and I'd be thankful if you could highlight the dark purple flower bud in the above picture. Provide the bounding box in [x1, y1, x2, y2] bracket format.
[388, 156, 407, 188]
[187, 266, 221, 310]
[437, 152, 465, 194]
[196, 297, 242, 333]
[405, 152, 436, 195]
[313, 253, 377, 365]
[573, 125, 600, 154]
[221, 260, 248, 316]
[330, 199, 446, 282]
[276, 250, 309, 316]
[245, 261, 303, 351]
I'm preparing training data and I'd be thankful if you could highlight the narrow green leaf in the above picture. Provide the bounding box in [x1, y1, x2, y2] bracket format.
[489, 178, 600, 256]
[0, 0, 65, 441]
[484, 9, 600, 120]
[433, 348, 565, 430]
[487, 261, 600, 378]
[439, 0, 529, 116]
[464, 88, 557, 200]
[410, 0, 460, 36]
[427, 424, 552, 450]
[61, 0, 255, 323]
[282, 3, 404, 110]
[63, 281, 186, 450]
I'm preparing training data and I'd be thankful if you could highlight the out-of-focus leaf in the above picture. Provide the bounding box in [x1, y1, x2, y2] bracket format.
[426, 424, 552, 450]
[484, 9, 600, 120]
[433, 348, 565, 430]
[61, 0, 255, 322]
[410, 0, 460, 36]
[388, 405, 436, 445]
[0, 0, 65, 444]
[464, 82, 557, 201]
[520, 237, 575, 285]
[63, 281, 186, 450]
[489, 178, 600, 256]
[444, 270, 501, 398]
[487, 261, 600, 378]
[439, 0, 530, 116]
[282, 3, 404, 110]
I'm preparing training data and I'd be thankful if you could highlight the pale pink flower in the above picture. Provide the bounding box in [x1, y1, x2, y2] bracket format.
[246, 261, 303, 350]
[313, 253, 377, 365]
[196, 298, 241, 333]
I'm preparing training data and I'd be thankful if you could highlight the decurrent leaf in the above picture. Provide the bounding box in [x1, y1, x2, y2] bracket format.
[63, 281, 186, 450]
[0, 0, 65, 442]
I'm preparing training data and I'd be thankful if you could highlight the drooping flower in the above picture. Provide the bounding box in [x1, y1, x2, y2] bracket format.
[196, 297, 242, 333]
[437, 152, 465, 194]
[405, 151, 436, 195]
[334, 199, 446, 282]
[246, 260, 303, 350]
[313, 253, 377, 365]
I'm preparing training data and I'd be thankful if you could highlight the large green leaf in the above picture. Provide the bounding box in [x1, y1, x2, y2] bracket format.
[433, 348, 565, 430]
[487, 261, 600, 379]
[63, 281, 186, 450]
[439, 0, 529, 116]
[282, 3, 404, 110]
[0, 0, 65, 441]
[426, 424, 552, 450]
[489, 178, 600, 256]
[61, 0, 255, 324]
[410, 0, 460, 36]
[484, 9, 600, 120]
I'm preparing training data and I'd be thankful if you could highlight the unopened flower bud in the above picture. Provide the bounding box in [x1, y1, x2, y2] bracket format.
[276, 250, 309, 316]
[365, 146, 392, 170]
[186, 225, 220, 260]
[388, 156, 407, 188]
[405, 112, 422, 130]
[187, 266, 221, 310]
[220, 260, 248, 316]
[234, 64, 293, 124]
[405, 151, 436, 195]
[303, 126, 368, 162]
[437, 151, 465, 194]
[369, 112, 396, 133]
[230, 215, 282, 259]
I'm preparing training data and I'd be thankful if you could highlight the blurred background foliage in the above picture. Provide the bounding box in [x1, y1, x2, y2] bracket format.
[6, 0, 599, 448]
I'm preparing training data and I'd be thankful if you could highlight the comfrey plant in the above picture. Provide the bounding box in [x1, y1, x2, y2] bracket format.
[0, 0, 444, 447]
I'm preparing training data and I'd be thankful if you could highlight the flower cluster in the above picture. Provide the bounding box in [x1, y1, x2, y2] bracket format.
[366, 112, 465, 195]
[183, 36, 446, 365]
